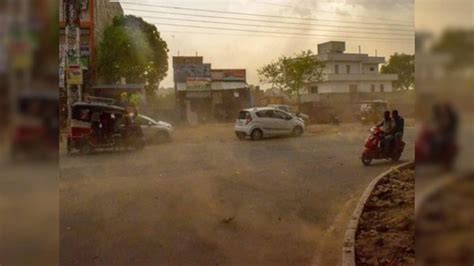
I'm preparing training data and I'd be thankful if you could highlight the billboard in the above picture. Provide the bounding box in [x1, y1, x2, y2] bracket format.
[173, 56, 203, 66]
[186, 77, 211, 90]
[211, 69, 246, 81]
[174, 63, 211, 83]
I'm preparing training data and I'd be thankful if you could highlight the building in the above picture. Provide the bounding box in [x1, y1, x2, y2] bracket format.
[173, 56, 250, 124]
[302, 41, 397, 98]
[59, 0, 123, 91]
[59, 0, 123, 125]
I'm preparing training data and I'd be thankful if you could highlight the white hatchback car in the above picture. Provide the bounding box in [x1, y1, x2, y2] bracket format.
[234, 107, 305, 140]
[137, 115, 173, 144]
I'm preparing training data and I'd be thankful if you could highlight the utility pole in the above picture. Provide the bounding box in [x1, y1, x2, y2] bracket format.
[64, 0, 82, 125]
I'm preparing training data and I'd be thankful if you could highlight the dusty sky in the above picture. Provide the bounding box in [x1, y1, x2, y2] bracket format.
[120, 0, 415, 88]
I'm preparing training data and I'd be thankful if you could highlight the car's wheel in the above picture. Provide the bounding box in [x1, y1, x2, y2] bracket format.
[235, 132, 246, 140]
[361, 154, 372, 166]
[251, 129, 263, 141]
[155, 131, 171, 144]
[292, 126, 303, 137]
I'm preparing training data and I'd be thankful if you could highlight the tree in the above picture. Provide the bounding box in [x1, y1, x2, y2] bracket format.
[432, 29, 474, 71]
[258, 50, 325, 109]
[381, 53, 414, 90]
[97, 15, 169, 97]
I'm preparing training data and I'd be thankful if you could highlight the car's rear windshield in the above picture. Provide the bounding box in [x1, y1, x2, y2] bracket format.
[238, 111, 249, 119]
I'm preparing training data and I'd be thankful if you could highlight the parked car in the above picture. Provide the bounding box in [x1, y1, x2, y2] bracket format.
[268, 104, 310, 124]
[235, 107, 305, 140]
[137, 115, 173, 144]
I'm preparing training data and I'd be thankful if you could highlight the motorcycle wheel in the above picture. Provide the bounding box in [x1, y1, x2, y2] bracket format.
[391, 152, 401, 162]
[361, 154, 372, 166]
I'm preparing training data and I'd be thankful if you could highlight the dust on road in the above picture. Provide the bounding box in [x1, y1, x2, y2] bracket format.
[60, 123, 414, 265]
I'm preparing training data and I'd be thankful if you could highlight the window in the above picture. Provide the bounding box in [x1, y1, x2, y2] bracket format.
[273, 110, 291, 120]
[371, 84, 375, 93]
[256, 110, 274, 118]
[310, 86, 318, 94]
[380, 84, 385, 92]
[335, 64, 339, 74]
[238, 111, 249, 119]
[370, 67, 375, 72]
[346, 65, 351, 74]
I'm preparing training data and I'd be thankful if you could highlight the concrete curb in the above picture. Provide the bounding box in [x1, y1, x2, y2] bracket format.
[342, 161, 415, 266]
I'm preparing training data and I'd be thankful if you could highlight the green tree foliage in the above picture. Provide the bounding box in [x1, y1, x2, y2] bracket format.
[432, 29, 474, 70]
[381, 53, 415, 90]
[98, 15, 169, 97]
[258, 50, 325, 109]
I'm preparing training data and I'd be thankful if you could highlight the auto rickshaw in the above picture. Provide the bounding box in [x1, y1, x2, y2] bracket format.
[66, 98, 145, 155]
[9, 90, 58, 160]
[357, 100, 388, 125]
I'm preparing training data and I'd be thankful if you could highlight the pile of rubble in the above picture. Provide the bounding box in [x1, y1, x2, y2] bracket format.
[417, 174, 474, 264]
[355, 169, 415, 265]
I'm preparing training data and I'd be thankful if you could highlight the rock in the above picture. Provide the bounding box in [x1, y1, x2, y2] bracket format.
[376, 225, 389, 233]
[375, 237, 384, 247]
[222, 217, 234, 224]
[368, 229, 378, 237]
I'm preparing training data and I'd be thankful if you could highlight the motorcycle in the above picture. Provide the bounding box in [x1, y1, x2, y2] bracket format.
[415, 125, 457, 169]
[361, 127, 405, 166]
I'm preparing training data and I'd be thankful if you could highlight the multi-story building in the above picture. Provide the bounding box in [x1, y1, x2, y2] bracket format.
[172, 56, 250, 124]
[303, 41, 397, 96]
[59, 0, 123, 90]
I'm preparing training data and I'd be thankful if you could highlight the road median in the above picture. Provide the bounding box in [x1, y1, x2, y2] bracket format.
[342, 161, 415, 266]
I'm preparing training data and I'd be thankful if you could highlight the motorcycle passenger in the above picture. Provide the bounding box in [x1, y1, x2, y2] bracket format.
[377, 111, 395, 154]
[391, 110, 404, 149]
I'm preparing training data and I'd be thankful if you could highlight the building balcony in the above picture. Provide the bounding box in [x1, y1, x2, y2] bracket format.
[316, 53, 385, 63]
[323, 73, 397, 82]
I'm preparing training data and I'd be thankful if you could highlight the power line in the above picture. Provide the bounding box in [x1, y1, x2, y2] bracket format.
[119, 1, 414, 28]
[256, 1, 414, 24]
[158, 30, 415, 43]
[137, 14, 414, 37]
[148, 22, 413, 42]
[123, 7, 415, 33]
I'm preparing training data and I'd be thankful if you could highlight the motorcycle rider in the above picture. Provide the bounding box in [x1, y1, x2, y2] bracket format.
[377, 110, 395, 154]
[391, 110, 404, 149]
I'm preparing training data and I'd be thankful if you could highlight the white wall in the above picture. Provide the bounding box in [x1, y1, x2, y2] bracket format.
[309, 81, 393, 94]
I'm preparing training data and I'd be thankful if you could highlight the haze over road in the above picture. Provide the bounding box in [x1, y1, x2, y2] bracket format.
[60, 123, 414, 265]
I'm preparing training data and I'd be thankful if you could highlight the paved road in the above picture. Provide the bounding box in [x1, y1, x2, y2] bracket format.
[59, 123, 414, 265]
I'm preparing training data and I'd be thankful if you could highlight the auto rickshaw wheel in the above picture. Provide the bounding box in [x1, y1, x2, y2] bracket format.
[79, 142, 93, 155]
[361, 154, 372, 166]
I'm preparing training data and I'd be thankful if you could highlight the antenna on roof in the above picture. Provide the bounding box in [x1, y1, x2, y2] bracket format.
[375, 49, 378, 56]
[195, 51, 198, 56]
[359, 45, 361, 54]
[178, 50, 180, 56]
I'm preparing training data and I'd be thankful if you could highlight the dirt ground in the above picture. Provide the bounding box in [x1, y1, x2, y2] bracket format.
[417, 174, 474, 265]
[59, 123, 414, 265]
[355, 169, 415, 265]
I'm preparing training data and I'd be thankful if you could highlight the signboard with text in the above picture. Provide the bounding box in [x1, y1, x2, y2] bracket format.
[211, 69, 246, 81]
[172, 56, 203, 66]
[67, 64, 83, 85]
[174, 63, 211, 83]
[186, 77, 211, 90]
